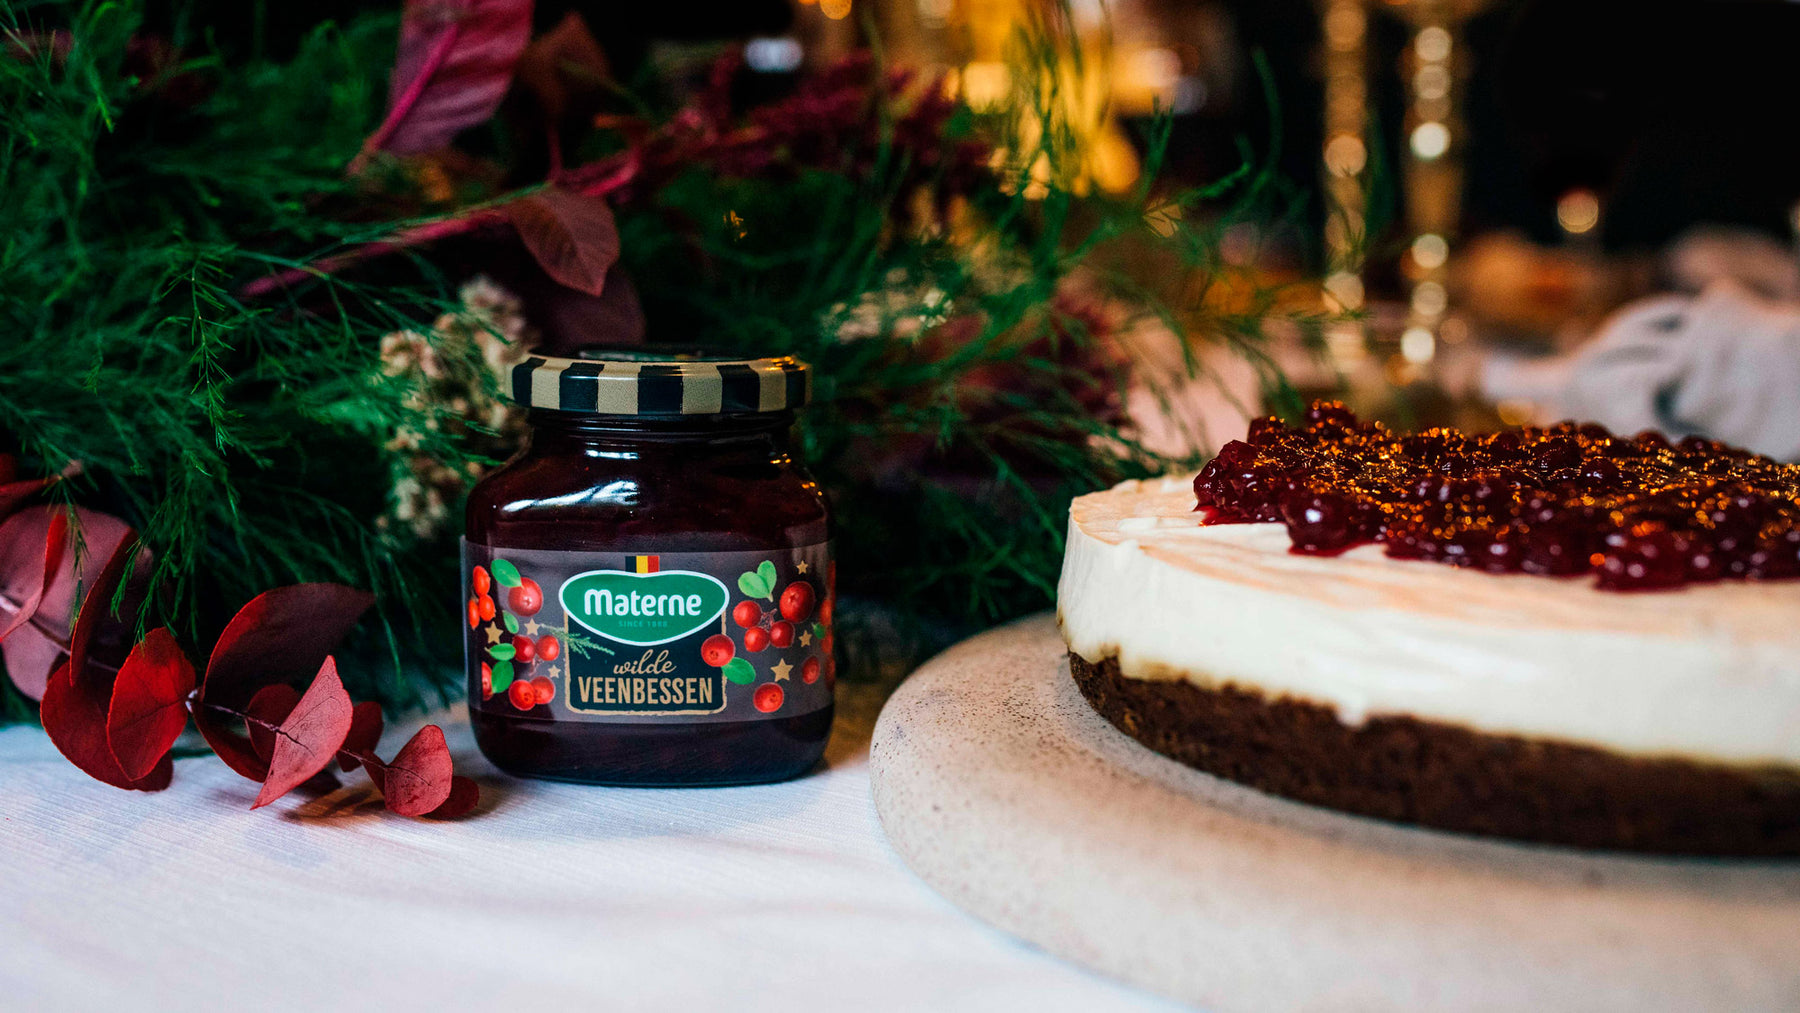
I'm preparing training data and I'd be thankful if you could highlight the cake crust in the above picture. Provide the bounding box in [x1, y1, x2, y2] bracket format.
[1070, 652, 1800, 856]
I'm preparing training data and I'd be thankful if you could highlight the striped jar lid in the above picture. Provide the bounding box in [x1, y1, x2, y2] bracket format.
[508, 349, 811, 416]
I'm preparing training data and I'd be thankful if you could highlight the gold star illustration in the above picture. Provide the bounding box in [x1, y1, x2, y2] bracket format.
[799, 630, 813, 648]
[543, 663, 560, 680]
[484, 624, 503, 645]
[524, 618, 544, 636]
[795, 560, 809, 574]
[770, 658, 793, 682]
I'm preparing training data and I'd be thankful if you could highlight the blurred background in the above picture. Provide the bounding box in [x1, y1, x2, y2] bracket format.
[841, 0, 1799, 448]
[376, 0, 1800, 453]
[138, 0, 1800, 454]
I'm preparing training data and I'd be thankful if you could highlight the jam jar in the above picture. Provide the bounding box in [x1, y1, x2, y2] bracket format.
[464, 350, 834, 786]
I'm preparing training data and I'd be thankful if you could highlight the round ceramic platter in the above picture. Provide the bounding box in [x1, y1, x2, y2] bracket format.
[869, 615, 1800, 1012]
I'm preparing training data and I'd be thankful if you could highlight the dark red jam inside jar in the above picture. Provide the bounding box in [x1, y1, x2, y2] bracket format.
[465, 350, 833, 786]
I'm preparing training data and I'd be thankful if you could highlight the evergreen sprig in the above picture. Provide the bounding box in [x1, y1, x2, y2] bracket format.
[1, 2, 481, 710]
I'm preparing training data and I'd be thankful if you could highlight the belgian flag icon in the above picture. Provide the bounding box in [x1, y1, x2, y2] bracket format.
[631, 555, 660, 574]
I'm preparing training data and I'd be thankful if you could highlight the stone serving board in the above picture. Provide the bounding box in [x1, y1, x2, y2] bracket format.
[868, 615, 1800, 1012]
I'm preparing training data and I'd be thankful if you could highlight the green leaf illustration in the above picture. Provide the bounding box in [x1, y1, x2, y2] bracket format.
[491, 660, 515, 691]
[502, 613, 519, 634]
[489, 643, 516, 661]
[722, 658, 756, 685]
[490, 559, 521, 587]
[811, 621, 825, 641]
[738, 571, 770, 600]
[757, 560, 778, 594]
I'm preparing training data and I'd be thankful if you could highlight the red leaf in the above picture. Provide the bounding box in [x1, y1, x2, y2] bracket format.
[252, 658, 355, 810]
[502, 186, 620, 296]
[203, 584, 373, 711]
[245, 683, 304, 763]
[194, 709, 269, 782]
[354, 751, 389, 795]
[339, 702, 384, 772]
[360, 0, 535, 159]
[42, 660, 172, 791]
[372, 724, 455, 816]
[425, 775, 481, 819]
[240, 685, 343, 793]
[514, 10, 610, 172]
[38, 536, 168, 791]
[2, 634, 65, 702]
[514, 11, 609, 124]
[507, 265, 645, 352]
[0, 458, 52, 518]
[0, 507, 69, 640]
[0, 480, 44, 517]
[1, 507, 135, 700]
[104, 628, 196, 782]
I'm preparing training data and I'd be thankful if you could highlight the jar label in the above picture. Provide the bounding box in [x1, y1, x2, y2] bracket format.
[462, 541, 834, 723]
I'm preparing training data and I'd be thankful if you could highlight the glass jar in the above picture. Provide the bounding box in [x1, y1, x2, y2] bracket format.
[464, 350, 834, 786]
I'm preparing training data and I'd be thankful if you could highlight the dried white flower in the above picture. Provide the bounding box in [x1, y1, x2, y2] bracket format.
[377, 276, 535, 542]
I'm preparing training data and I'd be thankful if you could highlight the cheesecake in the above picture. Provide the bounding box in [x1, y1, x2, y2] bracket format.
[1058, 405, 1800, 854]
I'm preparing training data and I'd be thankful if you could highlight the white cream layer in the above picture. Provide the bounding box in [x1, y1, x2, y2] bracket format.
[1058, 476, 1800, 767]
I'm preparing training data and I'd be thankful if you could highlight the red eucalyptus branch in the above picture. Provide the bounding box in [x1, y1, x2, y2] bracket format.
[23, 577, 480, 819]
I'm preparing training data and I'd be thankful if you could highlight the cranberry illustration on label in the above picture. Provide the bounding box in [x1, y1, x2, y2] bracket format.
[508, 577, 543, 617]
[753, 683, 784, 713]
[769, 621, 794, 648]
[717, 556, 832, 704]
[701, 634, 735, 667]
[537, 634, 560, 662]
[508, 678, 538, 710]
[778, 581, 814, 623]
[732, 600, 762, 628]
[486, 558, 541, 616]
[530, 676, 555, 706]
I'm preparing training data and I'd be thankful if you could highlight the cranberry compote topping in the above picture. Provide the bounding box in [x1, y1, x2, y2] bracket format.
[1192, 402, 1800, 591]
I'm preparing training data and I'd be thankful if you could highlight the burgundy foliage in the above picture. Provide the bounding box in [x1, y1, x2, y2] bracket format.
[360, 0, 536, 160]
[104, 628, 195, 782]
[359, 724, 455, 815]
[203, 584, 374, 711]
[247, 35, 986, 316]
[253, 658, 355, 809]
[1, 506, 137, 700]
[339, 701, 385, 772]
[7, 555, 480, 818]
[0, 508, 68, 642]
[39, 536, 166, 790]
[502, 186, 620, 296]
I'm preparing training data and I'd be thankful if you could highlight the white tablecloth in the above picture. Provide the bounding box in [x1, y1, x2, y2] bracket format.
[0, 684, 1179, 1012]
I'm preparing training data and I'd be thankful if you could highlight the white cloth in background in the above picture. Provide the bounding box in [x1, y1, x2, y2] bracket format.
[1483, 282, 1800, 461]
[1665, 227, 1800, 301]
[0, 706, 1180, 1013]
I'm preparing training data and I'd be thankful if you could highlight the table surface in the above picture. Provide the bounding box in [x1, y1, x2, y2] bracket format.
[0, 681, 1181, 1012]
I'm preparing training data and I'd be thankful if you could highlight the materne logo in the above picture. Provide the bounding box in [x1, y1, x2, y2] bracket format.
[560, 569, 730, 646]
